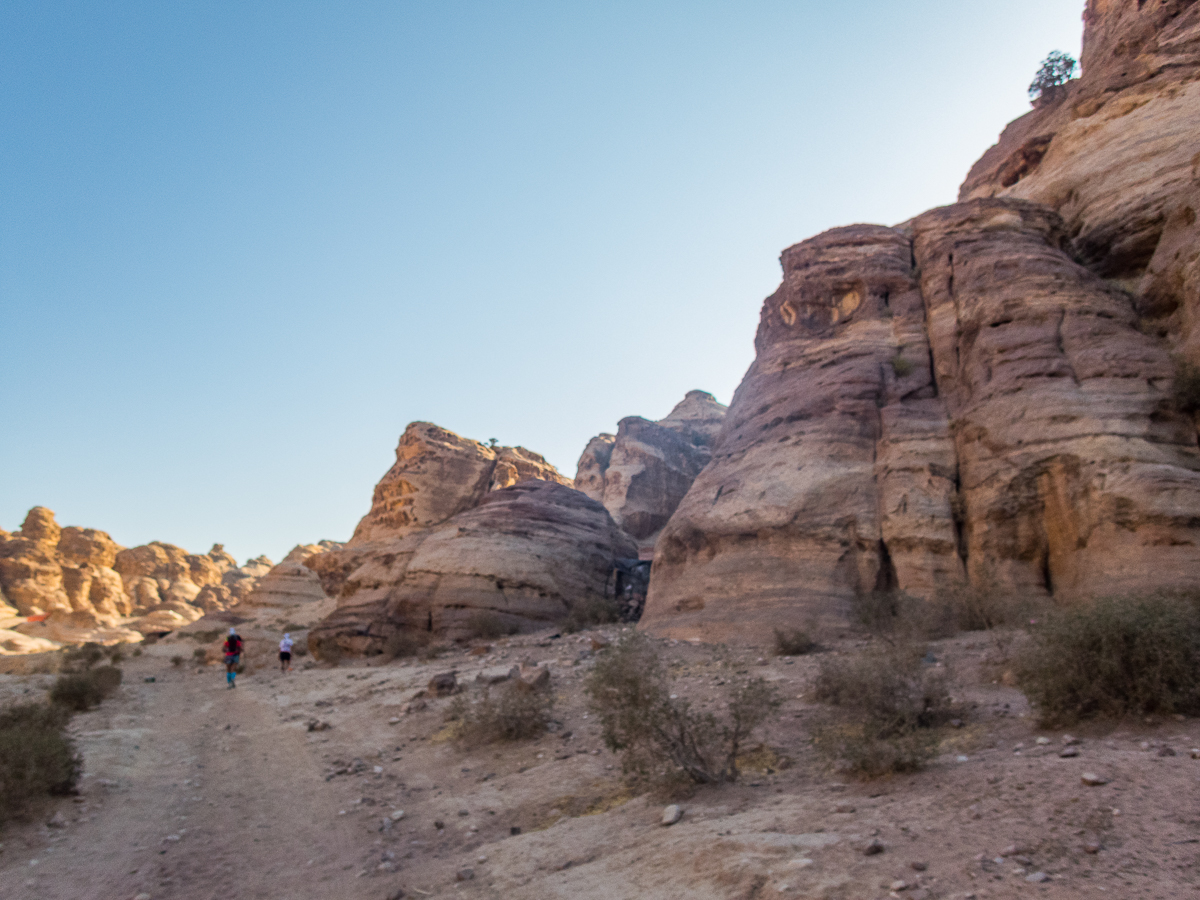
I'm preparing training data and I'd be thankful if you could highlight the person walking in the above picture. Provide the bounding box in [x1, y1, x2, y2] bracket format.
[279, 632, 294, 673]
[223, 627, 244, 688]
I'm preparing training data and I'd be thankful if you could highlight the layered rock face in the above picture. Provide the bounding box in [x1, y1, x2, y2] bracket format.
[640, 3, 1200, 643]
[243, 542, 342, 607]
[351, 423, 571, 545]
[961, 0, 1200, 364]
[642, 198, 1200, 642]
[310, 423, 636, 654]
[0, 507, 269, 645]
[574, 391, 728, 553]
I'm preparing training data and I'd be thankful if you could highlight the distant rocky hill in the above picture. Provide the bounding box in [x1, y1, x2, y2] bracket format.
[641, 0, 1200, 643]
[309, 422, 635, 655]
[574, 390, 727, 555]
[0, 506, 270, 649]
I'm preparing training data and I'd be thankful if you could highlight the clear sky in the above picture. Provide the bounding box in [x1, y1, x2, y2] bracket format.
[1, 1, 1085, 564]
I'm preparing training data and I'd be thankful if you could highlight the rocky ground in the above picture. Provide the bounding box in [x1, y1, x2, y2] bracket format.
[1, 603, 1199, 900]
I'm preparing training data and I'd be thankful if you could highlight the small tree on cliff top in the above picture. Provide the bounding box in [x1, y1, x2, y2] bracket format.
[1029, 51, 1077, 103]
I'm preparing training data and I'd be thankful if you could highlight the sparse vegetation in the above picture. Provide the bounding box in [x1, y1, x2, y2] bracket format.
[890, 353, 914, 377]
[1174, 359, 1200, 414]
[449, 682, 555, 746]
[1017, 593, 1200, 725]
[853, 586, 1033, 641]
[193, 647, 208, 663]
[61, 642, 105, 673]
[811, 644, 952, 777]
[773, 627, 818, 656]
[465, 610, 519, 641]
[171, 655, 184, 667]
[0, 703, 81, 824]
[585, 632, 780, 784]
[1028, 50, 1077, 103]
[563, 596, 622, 634]
[383, 630, 432, 660]
[49, 665, 122, 712]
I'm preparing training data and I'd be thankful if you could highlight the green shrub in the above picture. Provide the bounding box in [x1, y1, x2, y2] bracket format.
[563, 596, 622, 634]
[449, 683, 555, 746]
[773, 628, 818, 656]
[1028, 50, 1076, 102]
[811, 645, 951, 778]
[193, 647, 208, 663]
[890, 354, 914, 377]
[0, 703, 80, 824]
[585, 632, 780, 784]
[1017, 594, 1200, 725]
[465, 610, 519, 641]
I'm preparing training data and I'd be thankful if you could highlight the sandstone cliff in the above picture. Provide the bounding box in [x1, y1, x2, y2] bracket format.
[640, 4, 1200, 643]
[309, 423, 636, 654]
[242, 542, 342, 608]
[961, 0, 1200, 365]
[574, 390, 728, 554]
[350, 423, 571, 545]
[0, 507, 269, 648]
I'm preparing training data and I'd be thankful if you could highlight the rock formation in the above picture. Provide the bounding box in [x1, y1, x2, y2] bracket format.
[574, 391, 728, 554]
[961, 0, 1200, 365]
[351, 423, 571, 545]
[640, 4, 1200, 643]
[309, 424, 636, 655]
[243, 542, 342, 607]
[0, 507, 269, 649]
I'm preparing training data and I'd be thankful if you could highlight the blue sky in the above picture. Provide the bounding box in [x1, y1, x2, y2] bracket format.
[1, 1, 1085, 563]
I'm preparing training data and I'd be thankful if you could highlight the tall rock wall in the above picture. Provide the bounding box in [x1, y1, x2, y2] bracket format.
[643, 200, 1200, 642]
[574, 390, 728, 554]
[961, 0, 1200, 363]
[641, 1, 1200, 643]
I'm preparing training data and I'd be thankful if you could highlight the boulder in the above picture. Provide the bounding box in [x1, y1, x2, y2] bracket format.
[574, 390, 728, 554]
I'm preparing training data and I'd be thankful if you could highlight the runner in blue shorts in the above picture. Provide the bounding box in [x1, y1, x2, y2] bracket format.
[223, 628, 244, 688]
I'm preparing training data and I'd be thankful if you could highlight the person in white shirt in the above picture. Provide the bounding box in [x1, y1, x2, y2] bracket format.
[279, 633, 295, 673]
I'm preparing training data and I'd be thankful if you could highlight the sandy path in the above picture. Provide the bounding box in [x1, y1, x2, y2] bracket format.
[1, 659, 379, 900]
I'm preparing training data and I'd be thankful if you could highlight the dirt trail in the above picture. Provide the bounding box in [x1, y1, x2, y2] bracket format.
[1, 658, 377, 900]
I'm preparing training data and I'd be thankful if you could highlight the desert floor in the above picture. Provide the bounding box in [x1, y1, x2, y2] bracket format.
[2, 609, 1199, 900]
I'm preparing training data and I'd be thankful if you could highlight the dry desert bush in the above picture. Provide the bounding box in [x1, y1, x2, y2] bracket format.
[49, 665, 123, 712]
[383, 630, 433, 660]
[1017, 592, 1200, 725]
[563, 596, 622, 634]
[585, 631, 780, 785]
[811, 644, 953, 778]
[449, 681, 556, 746]
[464, 610, 519, 641]
[773, 627, 818, 657]
[0, 702, 80, 825]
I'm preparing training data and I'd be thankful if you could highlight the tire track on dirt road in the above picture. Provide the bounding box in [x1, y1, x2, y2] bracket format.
[1, 660, 381, 900]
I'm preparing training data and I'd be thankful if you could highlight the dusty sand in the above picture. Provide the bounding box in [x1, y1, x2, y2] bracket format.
[2, 615, 1199, 900]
